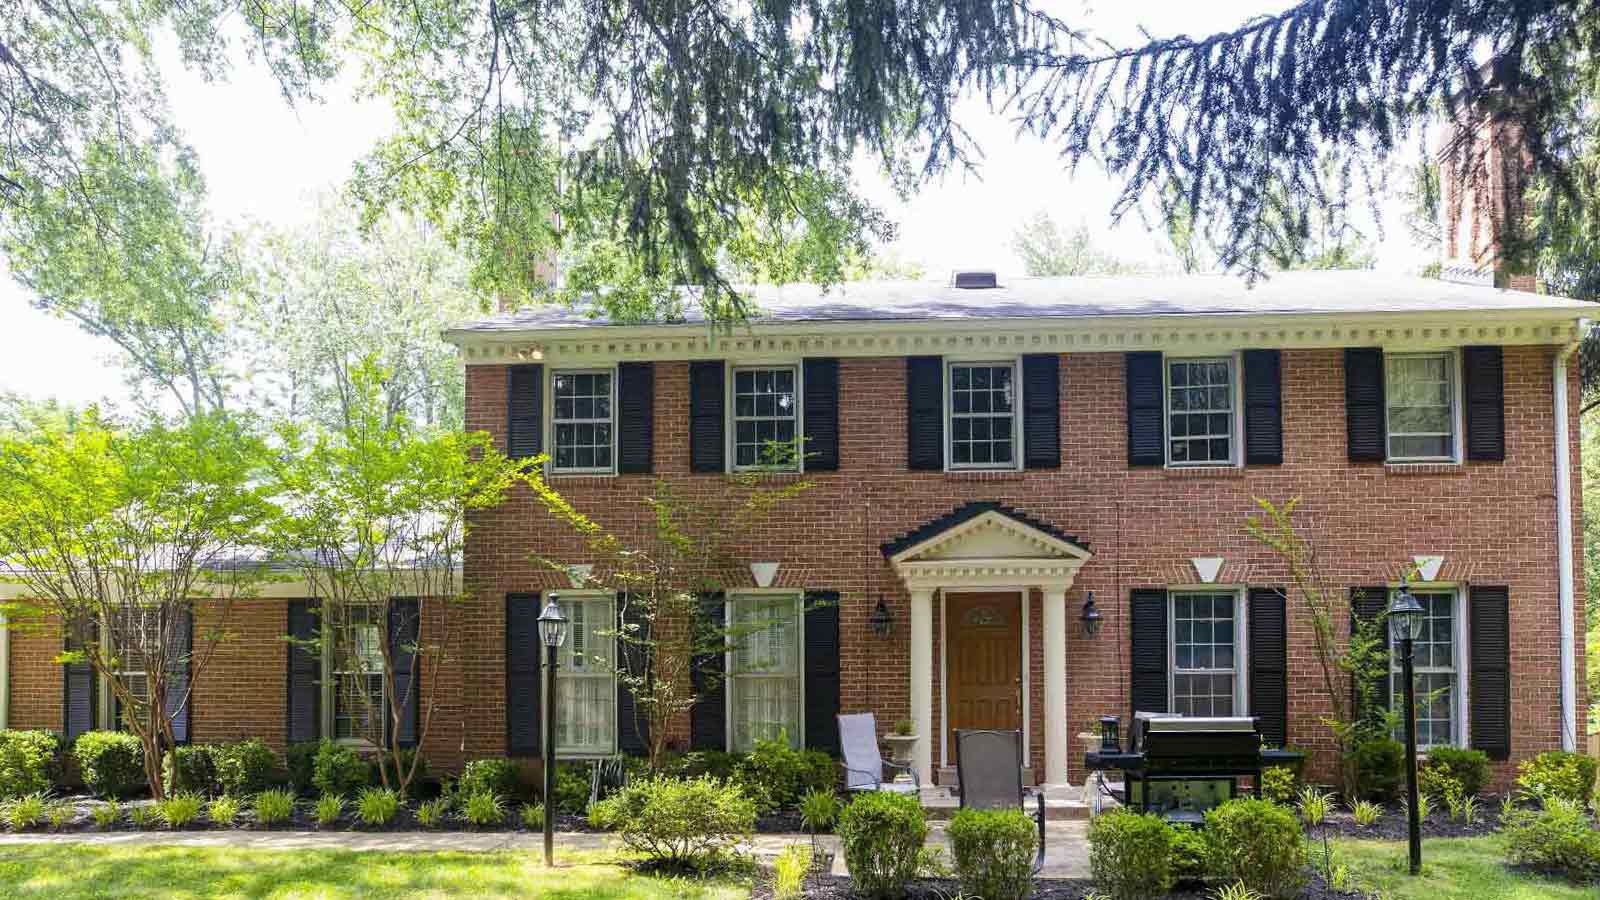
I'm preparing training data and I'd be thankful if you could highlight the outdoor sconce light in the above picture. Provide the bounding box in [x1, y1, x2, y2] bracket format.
[1080, 591, 1103, 637]
[868, 595, 893, 639]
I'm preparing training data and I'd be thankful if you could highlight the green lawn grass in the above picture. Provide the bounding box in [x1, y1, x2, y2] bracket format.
[1332, 834, 1595, 900]
[0, 845, 749, 899]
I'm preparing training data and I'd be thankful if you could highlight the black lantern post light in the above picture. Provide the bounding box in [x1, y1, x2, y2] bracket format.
[1388, 580, 1426, 876]
[538, 594, 569, 867]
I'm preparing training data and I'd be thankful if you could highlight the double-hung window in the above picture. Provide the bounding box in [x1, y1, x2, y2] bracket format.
[1166, 357, 1236, 465]
[732, 366, 800, 470]
[108, 607, 158, 731]
[551, 370, 615, 473]
[556, 595, 617, 756]
[1390, 590, 1462, 748]
[948, 361, 1018, 469]
[1385, 352, 1457, 461]
[333, 605, 386, 744]
[1170, 591, 1243, 717]
[728, 593, 802, 752]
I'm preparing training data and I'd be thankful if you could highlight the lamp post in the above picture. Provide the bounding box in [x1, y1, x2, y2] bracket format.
[538, 594, 568, 868]
[1388, 581, 1426, 876]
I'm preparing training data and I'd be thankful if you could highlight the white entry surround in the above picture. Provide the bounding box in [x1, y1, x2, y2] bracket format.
[885, 507, 1092, 787]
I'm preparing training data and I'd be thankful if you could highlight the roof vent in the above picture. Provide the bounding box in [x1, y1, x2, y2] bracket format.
[951, 270, 999, 289]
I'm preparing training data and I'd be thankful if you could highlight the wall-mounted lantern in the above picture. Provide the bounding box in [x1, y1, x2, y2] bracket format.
[1080, 591, 1103, 637]
[868, 595, 894, 639]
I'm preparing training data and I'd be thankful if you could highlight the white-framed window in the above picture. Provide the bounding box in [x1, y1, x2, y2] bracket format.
[727, 592, 803, 752]
[550, 369, 616, 474]
[1165, 357, 1238, 466]
[555, 594, 617, 756]
[1385, 352, 1459, 462]
[947, 360, 1020, 470]
[730, 365, 802, 471]
[1170, 590, 1246, 717]
[1390, 589, 1465, 749]
[332, 605, 386, 744]
[107, 607, 158, 732]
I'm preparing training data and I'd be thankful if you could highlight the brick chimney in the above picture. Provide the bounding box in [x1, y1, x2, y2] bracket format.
[1437, 77, 1539, 292]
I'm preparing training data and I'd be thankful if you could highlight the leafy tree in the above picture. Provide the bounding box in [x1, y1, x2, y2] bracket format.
[271, 358, 522, 798]
[0, 411, 277, 798]
[1009, 211, 1139, 277]
[1151, 180, 1217, 275]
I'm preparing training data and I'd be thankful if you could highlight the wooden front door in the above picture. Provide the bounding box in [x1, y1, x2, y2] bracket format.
[946, 592, 1023, 756]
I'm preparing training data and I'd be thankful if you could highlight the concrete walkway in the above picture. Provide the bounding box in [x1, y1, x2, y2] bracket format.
[0, 821, 1092, 878]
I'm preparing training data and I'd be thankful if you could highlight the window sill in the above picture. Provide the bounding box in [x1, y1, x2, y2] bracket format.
[1384, 462, 1466, 477]
[727, 470, 809, 485]
[1162, 465, 1244, 479]
[943, 469, 1026, 482]
[549, 472, 620, 485]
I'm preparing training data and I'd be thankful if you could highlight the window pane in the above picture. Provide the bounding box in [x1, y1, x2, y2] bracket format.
[1172, 592, 1238, 717]
[732, 366, 800, 470]
[949, 364, 1016, 469]
[552, 371, 615, 471]
[1167, 359, 1233, 465]
[730, 595, 802, 752]
[1385, 353, 1454, 460]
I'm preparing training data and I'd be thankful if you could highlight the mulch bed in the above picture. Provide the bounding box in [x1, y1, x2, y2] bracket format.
[752, 870, 1363, 900]
[1310, 807, 1501, 841]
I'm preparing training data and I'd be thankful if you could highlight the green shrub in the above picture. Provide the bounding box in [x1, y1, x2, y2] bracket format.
[1088, 809, 1173, 900]
[163, 744, 218, 795]
[4, 792, 46, 830]
[674, 750, 743, 782]
[590, 775, 757, 871]
[799, 788, 840, 833]
[947, 807, 1037, 900]
[1170, 823, 1210, 883]
[552, 761, 592, 815]
[463, 790, 506, 828]
[1418, 766, 1458, 802]
[214, 739, 278, 797]
[1503, 797, 1600, 883]
[127, 803, 160, 829]
[0, 730, 62, 800]
[837, 790, 928, 899]
[1211, 883, 1265, 900]
[207, 795, 240, 827]
[315, 794, 344, 828]
[735, 736, 835, 811]
[520, 802, 544, 829]
[1350, 736, 1404, 802]
[355, 787, 401, 826]
[72, 731, 145, 798]
[45, 801, 74, 831]
[252, 788, 295, 825]
[312, 740, 370, 798]
[1517, 751, 1599, 805]
[157, 792, 203, 829]
[285, 741, 320, 794]
[773, 844, 811, 900]
[1203, 798, 1306, 899]
[1422, 747, 1491, 797]
[91, 800, 120, 830]
[455, 758, 521, 800]
[1259, 766, 1296, 806]
[416, 797, 450, 828]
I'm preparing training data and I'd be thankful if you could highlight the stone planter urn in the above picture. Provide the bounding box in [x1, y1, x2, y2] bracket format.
[881, 733, 919, 768]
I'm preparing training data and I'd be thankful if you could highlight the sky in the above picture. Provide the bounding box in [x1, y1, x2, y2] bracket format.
[0, 0, 1433, 410]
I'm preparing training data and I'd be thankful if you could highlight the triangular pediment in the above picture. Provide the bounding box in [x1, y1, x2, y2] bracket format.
[882, 503, 1091, 565]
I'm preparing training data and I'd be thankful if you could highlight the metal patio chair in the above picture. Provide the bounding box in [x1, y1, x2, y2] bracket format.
[838, 712, 920, 794]
[954, 728, 1047, 874]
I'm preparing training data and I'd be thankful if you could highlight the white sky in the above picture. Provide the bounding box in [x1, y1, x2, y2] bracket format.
[0, 0, 1431, 409]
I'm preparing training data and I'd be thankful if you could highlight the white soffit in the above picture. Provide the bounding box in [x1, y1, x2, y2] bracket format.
[1191, 557, 1225, 584]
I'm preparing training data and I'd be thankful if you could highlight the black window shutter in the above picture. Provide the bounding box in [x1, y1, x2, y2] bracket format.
[1125, 352, 1165, 466]
[62, 624, 97, 742]
[689, 594, 727, 751]
[616, 595, 651, 755]
[1247, 588, 1288, 747]
[507, 364, 544, 460]
[387, 598, 420, 748]
[164, 610, 194, 744]
[803, 591, 842, 755]
[802, 358, 840, 472]
[689, 361, 726, 473]
[1468, 586, 1511, 760]
[1242, 350, 1284, 465]
[1130, 588, 1169, 716]
[1344, 349, 1386, 462]
[1022, 354, 1061, 469]
[905, 356, 944, 470]
[1350, 588, 1391, 717]
[505, 593, 543, 756]
[286, 599, 321, 744]
[1463, 346, 1506, 462]
[617, 363, 655, 474]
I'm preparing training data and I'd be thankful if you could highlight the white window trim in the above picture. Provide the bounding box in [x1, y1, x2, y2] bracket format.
[553, 590, 620, 758]
[97, 609, 158, 733]
[725, 589, 806, 752]
[546, 366, 619, 476]
[944, 358, 1024, 472]
[1387, 585, 1470, 750]
[324, 604, 387, 748]
[1163, 353, 1243, 468]
[1167, 587, 1249, 716]
[725, 362, 805, 473]
[1384, 350, 1465, 464]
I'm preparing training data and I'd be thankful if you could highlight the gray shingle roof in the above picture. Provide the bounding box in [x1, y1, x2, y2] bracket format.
[446, 271, 1594, 337]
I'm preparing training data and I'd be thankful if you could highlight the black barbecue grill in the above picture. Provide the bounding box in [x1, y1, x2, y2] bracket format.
[1085, 714, 1275, 824]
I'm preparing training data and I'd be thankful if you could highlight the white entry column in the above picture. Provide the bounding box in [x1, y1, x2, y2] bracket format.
[908, 587, 936, 786]
[1041, 586, 1069, 786]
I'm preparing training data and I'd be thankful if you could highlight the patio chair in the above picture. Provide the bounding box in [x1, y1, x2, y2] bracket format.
[954, 729, 1047, 874]
[838, 712, 921, 794]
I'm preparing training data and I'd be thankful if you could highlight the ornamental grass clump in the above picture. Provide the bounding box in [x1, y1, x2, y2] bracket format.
[1295, 786, 1331, 828]
[46, 801, 75, 831]
[4, 792, 46, 831]
[519, 802, 544, 830]
[1087, 809, 1174, 900]
[356, 787, 401, 827]
[837, 790, 927, 899]
[127, 803, 160, 829]
[156, 792, 203, 829]
[590, 775, 757, 872]
[207, 796, 240, 827]
[253, 789, 295, 826]
[91, 801, 120, 830]
[315, 794, 344, 828]
[1349, 799, 1382, 828]
[463, 790, 505, 828]
[1203, 799, 1306, 900]
[947, 807, 1038, 900]
[416, 797, 451, 828]
[773, 844, 811, 900]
